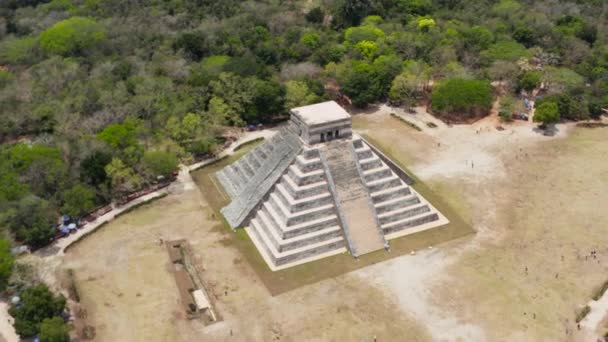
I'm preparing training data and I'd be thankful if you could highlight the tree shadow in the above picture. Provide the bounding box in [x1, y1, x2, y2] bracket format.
[533, 124, 558, 136]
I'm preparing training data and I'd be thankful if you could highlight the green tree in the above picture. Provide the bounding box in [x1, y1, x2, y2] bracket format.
[60, 184, 96, 217]
[388, 60, 431, 107]
[285, 80, 320, 109]
[246, 79, 285, 122]
[340, 61, 382, 107]
[344, 25, 385, 45]
[354, 40, 378, 60]
[518, 71, 542, 92]
[96, 120, 139, 149]
[0, 37, 39, 64]
[39, 17, 106, 56]
[141, 151, 178, 179]
[533, 101, 560, 126]
[104, 158, 143, 197]
[9, 284, 66, 338]
[173, 32, 207, 61]
[5, 196, 56, 247]
[431, 78, 493, 118]
[80, 151, 111, 187]
[306, 7, 325, 23]
[333, 0, 371, 27]
[0, 240, 14, 292]
[464, 26, 494, 50]
[39, 317, 69, 342]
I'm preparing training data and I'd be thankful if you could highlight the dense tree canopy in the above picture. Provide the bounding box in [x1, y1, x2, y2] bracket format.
[0, 0, 606, 248]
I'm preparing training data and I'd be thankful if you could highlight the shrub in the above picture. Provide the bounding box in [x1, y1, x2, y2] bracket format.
[575, 305, 591, 323]
[592, 280, 608, 301]
[39, 317, 69, 342]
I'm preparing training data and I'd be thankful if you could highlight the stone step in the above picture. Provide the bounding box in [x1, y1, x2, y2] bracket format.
[381, 212, 440, 235]
[288, 165, 325, 186]
[374, 193, 420, 214]
[366, 174, 403, 193]
[281, 175, 328, 200]
[262, 201, 338, 238]
[363, 165, 392, 183]
[270, 191, 332, 216]
[251, 216, 343, 253]
[295, 155, 323, 173]
[378, 203, 430, 225]
[370, 184, 411, 203]
[246, 224, 345, 267]
[359, 156, 383, 171]
[282, 214, 339, 239]
[355, 146, 373, 160]
[275, 183, 333, 213]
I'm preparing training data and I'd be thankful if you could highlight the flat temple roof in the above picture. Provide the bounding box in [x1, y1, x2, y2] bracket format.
[290, 101, 351, 126]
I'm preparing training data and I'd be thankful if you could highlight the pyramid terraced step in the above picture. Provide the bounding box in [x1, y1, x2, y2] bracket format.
[359, 155, 383, 171]
[246, 224, 345, 268]
[268, 195, 335, 226]
[363, 165, 392, 183]
[257, 204, 338, 239]
[366, 174, 402, 193]
[251, 215, 342, 253]
[295, 155, 323, 172]
[281, 175, 329, 199]
[381, 212, 440, 235]
[370, 184, 411, 203]
[288, 165, 325, 185]
[377, 203, 430, 225]
[275, 184, 333, 212]
[351, 136, 449, 240]
[374, 193, 420, 214]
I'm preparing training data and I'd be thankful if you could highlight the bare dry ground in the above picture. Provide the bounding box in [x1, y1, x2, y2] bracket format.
[59, 107, 608, 341]
[353, 110, 608, 341]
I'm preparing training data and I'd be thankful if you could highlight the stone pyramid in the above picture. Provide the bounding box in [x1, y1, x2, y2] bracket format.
[216, 101, 448, 271]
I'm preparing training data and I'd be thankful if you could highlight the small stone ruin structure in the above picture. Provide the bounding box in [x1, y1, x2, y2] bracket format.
[216, 101, 448, 271]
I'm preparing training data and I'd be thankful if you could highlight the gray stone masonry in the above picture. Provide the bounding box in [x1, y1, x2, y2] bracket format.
[352, 136, 442, 238]
[218, 129, 302, 228]
[245, 146, 347, 268]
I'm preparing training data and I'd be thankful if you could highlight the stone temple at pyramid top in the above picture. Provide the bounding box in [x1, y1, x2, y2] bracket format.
[289, 101, 353, 145]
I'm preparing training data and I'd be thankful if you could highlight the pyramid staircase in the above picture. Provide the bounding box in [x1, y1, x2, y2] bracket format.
[320, 141, 386, 256]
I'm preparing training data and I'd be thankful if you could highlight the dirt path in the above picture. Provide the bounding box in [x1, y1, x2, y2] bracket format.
[0, 302, 17, 342]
